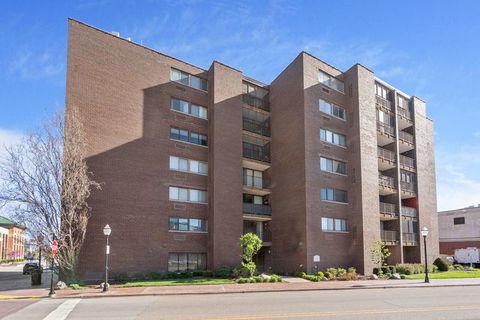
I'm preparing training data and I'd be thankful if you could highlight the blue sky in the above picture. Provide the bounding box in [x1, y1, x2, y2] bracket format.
[0, 0, 479, 211]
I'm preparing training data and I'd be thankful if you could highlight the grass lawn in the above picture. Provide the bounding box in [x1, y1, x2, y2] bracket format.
[119, 278, 234, 287]
[405, 269, 480, 280]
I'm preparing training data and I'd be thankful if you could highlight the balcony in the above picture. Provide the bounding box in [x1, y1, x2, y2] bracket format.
[243, 177, 271, 196]
[381, 230, 399, 246]
[243, 118, 271, 137]
[401, 206, 417, 219]
[403, 232, 418, 246]
[378, 147, 396, 170]
[397, 107, 413, 129]
[243, 222, 272, 246]
[399, 131, 414, 152]
[376, 96, 393, 112]
[379, 174, 396, 195]
[400, 155, 415, 171]
[401, 182, 416, 199]
[243, 142, 270, 163]
[242, 94, 270, 112]
[379, 202, 398, 221]
[243, 203, 272, 216]
[377, 121, 395, 146]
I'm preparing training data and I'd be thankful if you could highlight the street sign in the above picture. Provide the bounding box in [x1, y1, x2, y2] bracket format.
[51, 240, 58, 255]
[313, 255, 320, 262]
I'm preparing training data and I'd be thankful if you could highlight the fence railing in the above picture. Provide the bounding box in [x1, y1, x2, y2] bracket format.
[376, 96, 393, 112]
[243, 118, 271, 137]
[400, 155, 415, 169]
[380, 202, 398, 216]
[243, 142, 271, 163]
[378, 147, 396, 162]
[402, 206, 417, 218]
[377, 121, 395, 137]
[397, 107, 412, 120]
[403, 233, 418, 244]
[399, 131, 414, 144]
[242, 94, 270, 112]
[382, 230, 398, 243]
[401, 182, 416, 193]
[242, 203, 272, 216]
[379, 174, 396, 189]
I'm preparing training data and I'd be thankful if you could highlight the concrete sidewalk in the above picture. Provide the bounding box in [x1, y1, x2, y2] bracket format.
[1, 278, 480, 300]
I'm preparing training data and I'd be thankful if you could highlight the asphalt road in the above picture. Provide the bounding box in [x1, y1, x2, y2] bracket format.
[3, 285, 480, 320]
[0, 264, 57, 291]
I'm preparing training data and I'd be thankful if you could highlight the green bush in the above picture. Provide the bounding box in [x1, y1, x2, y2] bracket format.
[400, 274, 406, 279]
[453, 264, 464, 271]
[114, 272, 128, 284]
[324, 271, 333, 279]
[303, 274, 320, 282]
[294, 271, 306, 278]
[270, 274, 282, 282]
[347, 267, 356, 274]
[337, 268, 347, 276]
[214, 266, 233, 278]
[373, 267, 382, 275]
[316, 271, 324, 278]
[69, 283, 82, 290]
[433, 257, 449, 272]
[326, 268, 338, 277]
[145, 272, 162, 280]
[178, 271, 193, 278]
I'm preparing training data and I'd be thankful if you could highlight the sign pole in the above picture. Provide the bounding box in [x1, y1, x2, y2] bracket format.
[49, 239, 58, 297]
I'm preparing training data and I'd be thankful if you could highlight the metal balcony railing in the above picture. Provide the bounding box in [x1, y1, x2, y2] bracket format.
[380, 202, 398, 216]
[243, 203, 272, 216]
[403, 233, 418, 244]
[382, 230, 398, 243]
[402, 206, 418, 218]
[399, 131, 414, 144]
[243, 118, 271, 137]
[377, 121, 395, 137]
[243, 177, 271, 189]
[378, 147, 396, 163]
[242, 94, 270, 112]
[379, 174, 396, 189]
[400, 155, 415, 169]
[401, 182, 416, 193]
[243, 142, 271, 163]
[397, 107, 413, 121]
[376, 96, 393, 112]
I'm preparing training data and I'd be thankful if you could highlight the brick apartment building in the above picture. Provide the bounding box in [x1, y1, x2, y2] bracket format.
[439, 205, 480, 255]
[66, 19, 439, 280]
[0, 216, 26, 261]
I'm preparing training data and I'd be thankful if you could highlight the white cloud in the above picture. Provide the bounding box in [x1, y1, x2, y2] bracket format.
[436, 145, 480, 211]
[9, 50, 64, 80]
[0, 128, 24, 160]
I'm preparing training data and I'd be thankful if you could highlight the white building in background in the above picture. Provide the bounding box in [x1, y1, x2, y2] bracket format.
[439, 205, 480, 255]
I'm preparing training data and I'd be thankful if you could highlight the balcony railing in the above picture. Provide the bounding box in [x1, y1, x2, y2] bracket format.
[378, 147, 396, 163]
[399, 131, 414, 144]
[403, 232, 418, 244]
[379, 174, 396, 189]
[243, 177, 271, 189]
[376, 96, 393, 112]
[243, 203, 272, 216]
[400, 155, 415, 169]
[377, 121, 395, 137]
[401, 182, 416, 193]
[402, 206, 418, 218]
[382, 230, 398, 244]
[243, 142, 271, 163]
[397, 107, 412, 121]
[380, 202, 398, 217]
[243, 118, 271, 137]
[242, 94, 270, 112]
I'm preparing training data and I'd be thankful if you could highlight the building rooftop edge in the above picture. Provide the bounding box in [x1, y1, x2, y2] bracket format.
[301, 51, 344, 73]
[438, 206, 480, 214]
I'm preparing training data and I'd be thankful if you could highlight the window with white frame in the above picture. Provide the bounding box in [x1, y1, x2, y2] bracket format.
[171, 68, 208, 91]
[320, 187, 348, 203]
[321, 217, 347, 232]
[169, 186, 207, 203]
[171, 98, 208, 119]
[319, 98, 346, 120]
[320, 157, 347, 175]
[320, 128, 346, 147]
[169, 156, 208, 175]
[318, 70, 344, 93]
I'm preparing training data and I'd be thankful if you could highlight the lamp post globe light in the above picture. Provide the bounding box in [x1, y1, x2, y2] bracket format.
[421, 226, 429, 283]
[103, 224, 111, 292]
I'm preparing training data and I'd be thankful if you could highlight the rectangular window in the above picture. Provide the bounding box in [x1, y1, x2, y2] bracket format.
[168, 253, 207, 272]
[321, 217, 347, 232]
[171, 98, 208, 120]
[453, 217, 465, 225]
[169, 156, 208, 175]
[171, 68, 208, 91]
[243, 168, 264, 188]
[375, 82, 391, 100]
[169, 217, 207, 232]
[320, 128, 346, 147]
[320, 188, 348, 203]
[169, 186, 207, 203]
[319, 98, 346, 120]
[318, 70, 345, 93]
[400, 170, 416, 183]
[170, 127, 208, 146]
[320, 157, 346, 175]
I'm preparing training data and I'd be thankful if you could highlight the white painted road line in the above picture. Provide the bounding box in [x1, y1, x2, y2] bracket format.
[42, 299, 81, 320]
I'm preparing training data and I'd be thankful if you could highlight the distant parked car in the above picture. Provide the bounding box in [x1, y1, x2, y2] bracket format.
[23, 262, 42, 275]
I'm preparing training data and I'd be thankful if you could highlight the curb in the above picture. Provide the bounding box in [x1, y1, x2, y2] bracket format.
[0, 295, 44, 300]
[51, 282, 480, 300]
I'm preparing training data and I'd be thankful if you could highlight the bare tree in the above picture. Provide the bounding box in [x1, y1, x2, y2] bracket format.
[0, 109, 100, 280]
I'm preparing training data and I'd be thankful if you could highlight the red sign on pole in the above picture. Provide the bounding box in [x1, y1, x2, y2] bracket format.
[51, 240, 58, 256]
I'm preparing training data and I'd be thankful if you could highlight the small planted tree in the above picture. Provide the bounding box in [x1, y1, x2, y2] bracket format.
[238, 233, 263, 278]
[371, 240, 391, 272]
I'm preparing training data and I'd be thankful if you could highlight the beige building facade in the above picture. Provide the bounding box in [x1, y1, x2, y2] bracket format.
[439, 206, 480, 255]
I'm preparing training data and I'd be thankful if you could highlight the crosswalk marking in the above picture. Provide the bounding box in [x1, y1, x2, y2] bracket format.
[42, 299, 81, 320]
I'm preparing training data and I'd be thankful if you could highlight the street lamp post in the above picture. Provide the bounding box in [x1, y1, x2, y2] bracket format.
[421, 226, 429, 283]
[103, 224, 111, 292]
